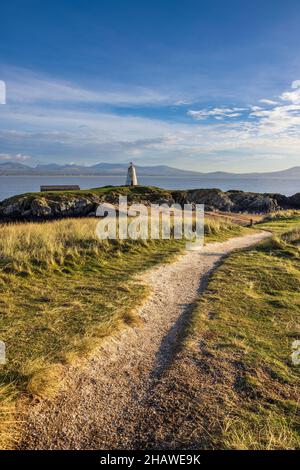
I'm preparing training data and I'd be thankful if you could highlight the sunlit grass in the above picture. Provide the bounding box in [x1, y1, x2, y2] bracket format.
[187, 215, 300, 449]
[0, 215, 245, 448]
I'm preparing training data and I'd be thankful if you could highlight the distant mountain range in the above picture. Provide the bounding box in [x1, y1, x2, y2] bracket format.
[0, 161, 300, 179]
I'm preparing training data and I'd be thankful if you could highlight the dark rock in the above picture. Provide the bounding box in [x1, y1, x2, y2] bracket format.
[31, 198, 52, 217]
[183, 189, 234, 211]
[288, 193, 300, 208]
[0, 186, 298, 222]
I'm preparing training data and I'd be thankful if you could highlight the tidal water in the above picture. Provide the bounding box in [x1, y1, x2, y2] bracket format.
[0, 175, 299, 201]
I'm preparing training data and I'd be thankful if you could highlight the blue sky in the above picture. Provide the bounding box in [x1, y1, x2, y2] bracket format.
[1, 0, 300, 171]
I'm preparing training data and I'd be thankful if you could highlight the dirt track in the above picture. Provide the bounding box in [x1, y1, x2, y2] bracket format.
[21, 230, 270, 450]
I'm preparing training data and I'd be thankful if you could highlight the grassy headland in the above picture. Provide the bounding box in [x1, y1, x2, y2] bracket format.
[0, 214, 245, 449]
[1, 184, 299, 222]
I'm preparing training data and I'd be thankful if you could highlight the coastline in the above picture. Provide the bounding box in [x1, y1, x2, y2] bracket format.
[0, 174, 299, 202]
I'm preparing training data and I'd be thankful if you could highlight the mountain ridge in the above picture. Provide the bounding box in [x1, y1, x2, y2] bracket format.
[0, 161, 299, 178]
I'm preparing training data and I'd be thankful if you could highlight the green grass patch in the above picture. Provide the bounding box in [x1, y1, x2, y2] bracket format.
[258, 212, 300, 236]
[4, 185, 175, 205]
[188, 216, 300, 449]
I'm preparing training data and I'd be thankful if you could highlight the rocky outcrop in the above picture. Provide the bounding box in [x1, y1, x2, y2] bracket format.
[0, 195, 100, 221]
[175, 188, 234, 211]
[288, 192, 300, 208]
[172, 188, 298, 212]
[225, 191, 281, 212]
[0, 187, 299, 221]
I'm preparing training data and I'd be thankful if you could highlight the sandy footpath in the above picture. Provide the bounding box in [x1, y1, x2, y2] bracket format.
[21, 230, 270, 449]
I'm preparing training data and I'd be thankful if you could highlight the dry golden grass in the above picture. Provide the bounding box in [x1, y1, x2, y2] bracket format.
[223, 410, 300, 450]
[263, 210, 300, 222]
[0, 385, 18, 450]
[0, 218, 105, 273]
[206, 211, 264, 226]
[0, 216, 244, 273]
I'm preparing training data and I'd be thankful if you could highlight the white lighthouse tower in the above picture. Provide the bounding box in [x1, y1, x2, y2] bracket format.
[126, 162, 138, 186]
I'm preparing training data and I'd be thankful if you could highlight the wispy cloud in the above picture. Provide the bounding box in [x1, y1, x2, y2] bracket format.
[187, 82, 300, 143]
[1, 73, 300, 171]
[187, 107, 246, 120]
[280, 81, 300, 105]
[259, 98, 278, 105]
[0, 152, 31, 162]
[2, 67, 173, 106]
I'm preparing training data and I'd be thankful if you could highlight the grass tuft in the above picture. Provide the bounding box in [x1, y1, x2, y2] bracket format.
[223, 408, 299, 450]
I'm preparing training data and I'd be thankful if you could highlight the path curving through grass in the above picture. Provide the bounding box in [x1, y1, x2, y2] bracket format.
[20, 230, 270, 449]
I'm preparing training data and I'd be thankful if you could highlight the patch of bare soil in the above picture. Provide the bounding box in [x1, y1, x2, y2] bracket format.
[20, 231, 270, 449]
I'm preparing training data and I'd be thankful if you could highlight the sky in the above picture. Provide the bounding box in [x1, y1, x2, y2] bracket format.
[1, 0, 300, 172]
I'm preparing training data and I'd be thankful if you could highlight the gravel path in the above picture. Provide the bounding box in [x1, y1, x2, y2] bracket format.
[21, 230, 270, 449]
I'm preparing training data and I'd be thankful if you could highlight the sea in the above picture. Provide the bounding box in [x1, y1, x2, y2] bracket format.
[0, 175, 299, 201]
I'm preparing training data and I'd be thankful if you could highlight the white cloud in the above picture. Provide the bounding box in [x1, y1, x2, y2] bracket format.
[259, 99, 278, 105]
[0, 80, 6, 104]
[0, 153, 31, 162]
[187, 107, 245, 120]
[280, 80, 300, 104]
[1, 76, 300, 170]
[174, 99, 191, 106]
[2, 66, 174, 107]
[292, 80, 300, 89]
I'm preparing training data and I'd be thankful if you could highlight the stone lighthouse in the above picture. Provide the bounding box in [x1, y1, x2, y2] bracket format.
[126, 162, 138, 186]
